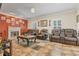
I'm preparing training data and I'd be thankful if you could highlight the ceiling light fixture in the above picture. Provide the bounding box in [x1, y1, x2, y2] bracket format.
[31, 8, 35, 13]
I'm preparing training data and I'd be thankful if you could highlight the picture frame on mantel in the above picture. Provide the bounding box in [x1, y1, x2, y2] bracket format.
[39, 20, 48, 27]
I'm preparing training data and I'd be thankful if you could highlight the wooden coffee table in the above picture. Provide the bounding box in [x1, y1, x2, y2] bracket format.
[17, 35, 36, 46]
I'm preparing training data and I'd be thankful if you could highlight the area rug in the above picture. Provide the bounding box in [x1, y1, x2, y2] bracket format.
[1, 39, 79, 56]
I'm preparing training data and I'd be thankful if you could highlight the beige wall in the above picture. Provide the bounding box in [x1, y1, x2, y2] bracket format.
[76, 9, 79, 34]
[28, 9, 77, 33]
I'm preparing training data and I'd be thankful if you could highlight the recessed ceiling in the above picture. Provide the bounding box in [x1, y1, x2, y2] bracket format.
[0, 3, 79, 19]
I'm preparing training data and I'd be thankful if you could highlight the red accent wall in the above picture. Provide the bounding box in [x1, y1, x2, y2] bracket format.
[0, 21, 8, 40]
[0, 13, 28, 40]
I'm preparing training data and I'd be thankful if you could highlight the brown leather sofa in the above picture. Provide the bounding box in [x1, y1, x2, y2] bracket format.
[50, 29, 78, 45]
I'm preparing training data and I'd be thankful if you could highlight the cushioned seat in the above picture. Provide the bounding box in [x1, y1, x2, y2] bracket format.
[64, 37, 77, 41]
[52, 36, 60, 39]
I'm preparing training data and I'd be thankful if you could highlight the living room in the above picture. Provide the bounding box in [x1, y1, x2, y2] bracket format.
[0, 3, 79, 56]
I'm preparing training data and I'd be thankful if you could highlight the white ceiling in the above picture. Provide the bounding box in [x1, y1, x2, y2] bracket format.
[0, 3, 79, 19]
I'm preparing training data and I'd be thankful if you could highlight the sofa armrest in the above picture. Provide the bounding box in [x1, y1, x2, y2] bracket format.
[76, 37, 79, 45]
[49, 34, 53, 39]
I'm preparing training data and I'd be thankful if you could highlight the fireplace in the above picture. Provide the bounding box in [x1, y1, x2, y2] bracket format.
[11, 31, 19, 37]
[8, 27, 21, 39]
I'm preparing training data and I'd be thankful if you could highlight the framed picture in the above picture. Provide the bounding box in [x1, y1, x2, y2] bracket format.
[11, 18, 15, 22]
[39, 20, 48, 27]
[1, 16, 6, 20]
[6, 19, 11, 23]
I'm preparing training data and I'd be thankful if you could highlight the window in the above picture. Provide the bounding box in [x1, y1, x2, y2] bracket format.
[58, 20, 61, 29]
[53, 21, 56, 29]
[53, 20, 61, 29]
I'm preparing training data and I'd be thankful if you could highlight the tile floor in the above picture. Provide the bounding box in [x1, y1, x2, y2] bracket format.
[1, 39, 79, 56]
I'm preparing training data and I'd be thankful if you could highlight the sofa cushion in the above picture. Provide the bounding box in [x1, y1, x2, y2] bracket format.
[64, 29, 73, 37]
[64, 37, 77, 41]
[52, 36, 60, 39]
[52, 29, 60, 36]
[66, 34, 73, 37]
